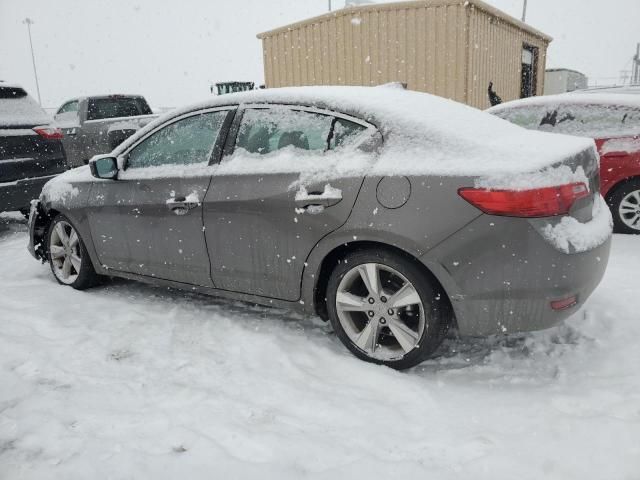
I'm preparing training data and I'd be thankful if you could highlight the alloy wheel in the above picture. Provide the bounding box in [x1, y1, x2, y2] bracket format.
[49, 221, 82, 284]
[618, 189, 640, 231]
[335, 262, 426, 361]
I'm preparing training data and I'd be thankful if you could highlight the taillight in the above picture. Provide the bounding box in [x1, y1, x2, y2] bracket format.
[33, 126, 64, 139]
[458, 182, 589, 218]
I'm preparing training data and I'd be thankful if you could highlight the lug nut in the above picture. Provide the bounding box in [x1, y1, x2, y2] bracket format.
[368, 311, 374, 317]
[368, 297, 375, 304]
[388, 309, 394, 315]
[379, 317, 386, 324]
[380, 296, 387, 303]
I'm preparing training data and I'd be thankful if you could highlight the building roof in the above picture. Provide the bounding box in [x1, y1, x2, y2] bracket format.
[545, 68, 587, 76]
[257, 0, 552, 42]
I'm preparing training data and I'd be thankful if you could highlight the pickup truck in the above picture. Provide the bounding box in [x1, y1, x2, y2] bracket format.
[53, 94, 158, 167]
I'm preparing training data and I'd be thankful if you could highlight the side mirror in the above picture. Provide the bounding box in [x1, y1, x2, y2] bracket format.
[89, 155, 118, 180]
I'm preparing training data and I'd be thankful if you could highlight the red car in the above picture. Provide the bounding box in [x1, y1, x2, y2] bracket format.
[488, 94, 640, 234]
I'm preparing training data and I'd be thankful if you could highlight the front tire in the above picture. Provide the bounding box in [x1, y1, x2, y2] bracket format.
[607, 179, 640, 234]
[326, 249, 451, 370]
[47, 214, 101, 289]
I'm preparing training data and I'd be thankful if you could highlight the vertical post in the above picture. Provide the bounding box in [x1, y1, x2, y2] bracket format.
[23, 18, 42, 105]
[633, 43, 640, 85]
[328, 0, 332, 12]
[521, 0, 528, 22]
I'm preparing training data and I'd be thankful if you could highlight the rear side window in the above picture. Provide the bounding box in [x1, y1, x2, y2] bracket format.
[236, 108, 332, 154]
[87, 97, 152, 121]
[0, 86, 27, 99]
[127, 110, 228, 169]
[495, 104, 640, 137]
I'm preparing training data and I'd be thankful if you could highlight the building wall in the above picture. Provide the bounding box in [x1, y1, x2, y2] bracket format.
[544, 69, 588, 95]
[259, 0, 550, 109]
[544, 70, 569, 95]
[467, 4, 548, 108]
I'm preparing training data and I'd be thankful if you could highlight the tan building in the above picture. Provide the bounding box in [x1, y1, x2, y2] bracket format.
[257, 0, 551, 109]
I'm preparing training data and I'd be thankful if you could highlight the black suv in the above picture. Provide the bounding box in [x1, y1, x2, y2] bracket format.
[0, 83, 68, 214]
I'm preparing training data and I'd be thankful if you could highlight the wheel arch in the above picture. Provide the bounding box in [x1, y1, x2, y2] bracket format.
[31, 204, 61, 261]
[308, 239, 454, 328]
[604, 175, 640, 203]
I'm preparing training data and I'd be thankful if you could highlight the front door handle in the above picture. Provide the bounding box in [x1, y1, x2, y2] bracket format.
[166, 196, 200, 215]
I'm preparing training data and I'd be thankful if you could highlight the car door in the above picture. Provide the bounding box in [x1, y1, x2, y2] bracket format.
[86, 107, 234, 286]
[204, 104, 380, 300]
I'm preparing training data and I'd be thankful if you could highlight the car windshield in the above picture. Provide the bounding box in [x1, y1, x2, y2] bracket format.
[86, 97, 152, 120]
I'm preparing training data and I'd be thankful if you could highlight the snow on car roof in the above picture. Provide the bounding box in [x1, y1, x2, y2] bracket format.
[0, 84, 51, 128]
[113, 86, 594, 177]
[487, 92, 640, 114]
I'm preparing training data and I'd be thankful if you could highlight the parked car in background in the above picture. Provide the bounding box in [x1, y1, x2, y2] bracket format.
[572, 85, 640, 95]
[0, 83, 68, 215]
[488, 94, 640, 234]
[28, 86, 611, 369]
[54, 94, 158, 167]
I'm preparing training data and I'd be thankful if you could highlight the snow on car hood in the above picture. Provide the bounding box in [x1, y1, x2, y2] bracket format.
[113, 86, 595, 178]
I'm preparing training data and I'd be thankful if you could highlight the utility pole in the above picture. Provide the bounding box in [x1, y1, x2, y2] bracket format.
[328, 0, 332, 12]
[521, 0, 528, 22]
[633, 43, 640, 85]
[22, 18, 42, 105]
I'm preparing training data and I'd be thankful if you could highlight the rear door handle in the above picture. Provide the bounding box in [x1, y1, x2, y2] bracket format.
[166, 196, 199, 215]
[295, 184, 343, 210]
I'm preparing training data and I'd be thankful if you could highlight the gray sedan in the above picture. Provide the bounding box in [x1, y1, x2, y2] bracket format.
[28, 87, 611, 369]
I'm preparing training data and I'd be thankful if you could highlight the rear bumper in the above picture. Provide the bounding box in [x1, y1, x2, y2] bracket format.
[0, 174, 57, 212]
[425, 214, 612, 336]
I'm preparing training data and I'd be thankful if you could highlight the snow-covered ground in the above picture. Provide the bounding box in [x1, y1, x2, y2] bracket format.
[1, 212, 639, 479]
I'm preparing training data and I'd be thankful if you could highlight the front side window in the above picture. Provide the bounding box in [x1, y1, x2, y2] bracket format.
[57, 100, 79, 115]
[127, 110, 228, 169]
[236, 108, 333, 154]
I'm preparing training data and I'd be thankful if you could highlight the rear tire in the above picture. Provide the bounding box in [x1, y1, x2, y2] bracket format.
[47, 214, 101, 289]
[326, 249, 451, 370]
[607, 179, 640, 234]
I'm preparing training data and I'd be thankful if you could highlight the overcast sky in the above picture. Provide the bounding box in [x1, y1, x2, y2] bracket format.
[1, 0, 638, 109]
